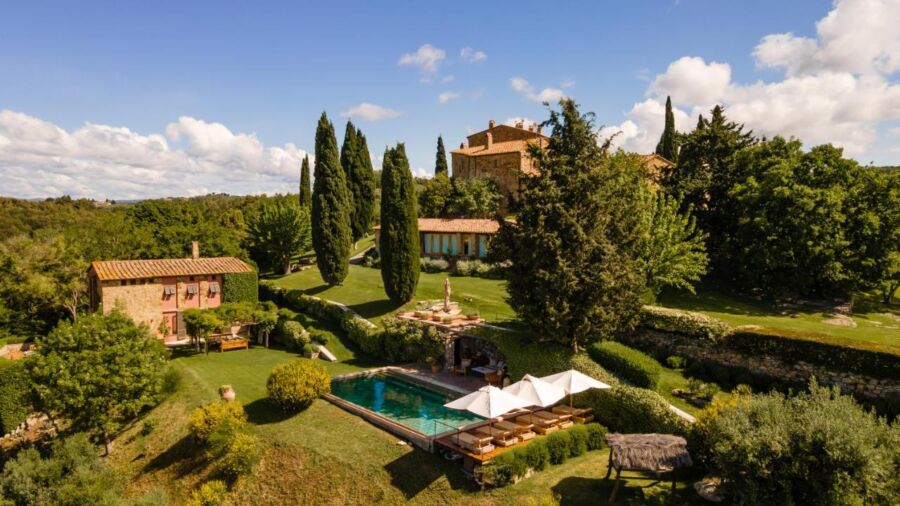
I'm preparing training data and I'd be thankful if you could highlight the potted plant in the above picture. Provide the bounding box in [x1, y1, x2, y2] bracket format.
[425, 356, 442, 374]
[219, 384, 236, 402]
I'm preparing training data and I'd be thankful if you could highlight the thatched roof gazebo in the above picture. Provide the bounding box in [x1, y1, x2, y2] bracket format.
[603, 433, 693, 502]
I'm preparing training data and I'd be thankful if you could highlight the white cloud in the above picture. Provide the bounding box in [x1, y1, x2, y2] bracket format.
[510, 76, 567, 104]
[340, 102, 403, 121]
[459, 47, 487, 63]
[0, 110, 309, 199]
[602, 0, 900, 158]
[398, 44, 446, 75]
[441, 75, 456, 83]
[438, 92, 462, 104]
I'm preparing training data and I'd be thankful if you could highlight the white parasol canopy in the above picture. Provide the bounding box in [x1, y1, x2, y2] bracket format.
[503, 374, 567, 408]
[541, 369, 612, 408]
[444, 385, 532, 419]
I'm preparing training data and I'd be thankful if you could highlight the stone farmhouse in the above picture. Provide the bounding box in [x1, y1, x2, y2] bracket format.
[87, 242, 252, 342]
[374, 218, 501, 260]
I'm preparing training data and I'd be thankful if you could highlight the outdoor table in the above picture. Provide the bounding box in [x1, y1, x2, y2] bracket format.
[470, 365, 499, 384]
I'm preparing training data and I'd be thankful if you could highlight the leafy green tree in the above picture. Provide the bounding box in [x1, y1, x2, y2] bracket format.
[349, 127, 377, 242]
[445, 177, 503, 218]
[245, 197, 311, 274]
[379, 144, 420, 303]
[654, 95, 679, 162]
[26, 311, 167, 453]
[299, 154, 312, 207]
[183, 308, 225, 349]
[637, 189, 708, 296]
[497, 100, 647, 352]
[435, 135, 448, 177]
[311, 112, 352, 286]
[418, 173, 453, 217]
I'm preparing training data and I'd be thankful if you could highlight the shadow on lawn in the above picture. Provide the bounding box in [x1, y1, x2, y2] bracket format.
[551, 476, 695, 506]
[143, 435, 208, 476]
[244, 398, 297, 425]
[348, 299, 404, 320]
[383, 450, 477, 499]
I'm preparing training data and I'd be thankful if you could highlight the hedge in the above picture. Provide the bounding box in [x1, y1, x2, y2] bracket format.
[588, 341, 662, 389]
[483, 423, 607, 486]
[267, 360, 331, 411]
[0, 360, 31, 434]
[222, 271, 259, 304]
[575, 384, 692, 438]
[640, 305, 730, 342]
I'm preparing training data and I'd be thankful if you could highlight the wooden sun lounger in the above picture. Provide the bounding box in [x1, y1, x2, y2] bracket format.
[455, 432, 495, 455]
[496, 420, 535, 441]
[552, 406, 594, 424]
[473, 426, 518, 447]
[516, 414, 558, 435]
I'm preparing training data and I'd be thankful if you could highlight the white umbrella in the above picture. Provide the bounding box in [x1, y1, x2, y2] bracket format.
[541, 369, 612, 408]
[504, 374, 567, 424]
[444, 385, 532, 445]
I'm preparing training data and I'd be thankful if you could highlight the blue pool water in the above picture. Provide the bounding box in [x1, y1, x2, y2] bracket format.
[331, 373, 483, 436]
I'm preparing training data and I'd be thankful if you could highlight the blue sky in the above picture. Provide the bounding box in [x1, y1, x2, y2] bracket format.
[1, 0, 898, 199]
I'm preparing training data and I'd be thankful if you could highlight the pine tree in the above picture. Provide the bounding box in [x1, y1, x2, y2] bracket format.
[349, 128, 376, 242]
[311, 112, 352, 286]
[379, 144, 420, 303]
[435, 135, 448, 177]
[299, 154, 311, 207]
[655, 96, 679, 162]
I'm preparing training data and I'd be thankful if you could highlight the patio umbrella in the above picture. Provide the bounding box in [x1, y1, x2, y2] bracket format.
[444, 385, 531, 445]
[503, 374, 567, 424]
[540, 369, 612, 408]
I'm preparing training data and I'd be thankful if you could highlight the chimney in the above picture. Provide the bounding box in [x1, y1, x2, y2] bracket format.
[515, 121, 524, 129]
[460, 142, 465, 149]
[537, 125, 542, 135]
[486, 132, 493, 149]
[191, 241, 200, 260]
[488, 119, 495, 129]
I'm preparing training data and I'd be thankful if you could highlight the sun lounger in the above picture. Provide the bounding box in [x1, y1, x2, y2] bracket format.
[473, 426, 518, 447]
[496, 420, 535, 442]
[533, 410, 566, 422]
[552, 405, 595, 424]
[455, 432, 494, 455]
[516, 414, 558, 435]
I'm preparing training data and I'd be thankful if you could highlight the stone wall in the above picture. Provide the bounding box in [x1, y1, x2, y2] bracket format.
[102, 281, 165, 334]
[452, 152, 523, 196]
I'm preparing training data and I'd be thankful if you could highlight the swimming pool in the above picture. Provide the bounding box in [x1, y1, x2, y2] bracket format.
[330, 371, 483, 437]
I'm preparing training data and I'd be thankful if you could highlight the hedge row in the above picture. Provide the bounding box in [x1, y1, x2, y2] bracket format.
[588, 341, 662, 389]
[483, 423, 607, 487]
[640, 305, 729, 342]
[222, 271, 259, 304]
[575, 384, 692, 437]
[0, 361, 31, 435]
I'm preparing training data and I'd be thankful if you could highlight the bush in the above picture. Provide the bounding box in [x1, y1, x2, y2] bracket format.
[588, 341, 662, 389]
[701, 381, 899, 505]
[188, 401, 247, 442]
[340, 312, 382, 356]
[640, 305, 730, 342]
[453, 259, 506, 278]
[266, 360, 330, 412]
[381, 317, 444, 364]
[585, 423, 607, 450]
[420, 257, 450, 273]
[274, 320, 308, 351]
[682, 378, 720, 407]
[308, 328, 330, 345]
[212, 430, 261, 479]
[522, 439, 551, 471]
[141, 419, 158, 436]
[665, 355, 686, 369]
[545, 430, 572, 465]
[361, 247, 380, 268]
[222, 271, 259, 304]
[186, 480, 228, 506]
[0, 361, 31, 434]
[576, 384, 691, 437]
[567, 424, 589, 457]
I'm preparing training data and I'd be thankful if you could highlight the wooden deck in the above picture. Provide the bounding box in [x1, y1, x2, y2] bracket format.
[434, 430, 535, 463]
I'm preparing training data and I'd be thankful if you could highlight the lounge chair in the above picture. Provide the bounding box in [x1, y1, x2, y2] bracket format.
[552, 405, 594, 424]
[496, 420, 535, 441]
[456, 432, 494, 455]
[515, 414, 558, 435]
[473, 426, 518, 447]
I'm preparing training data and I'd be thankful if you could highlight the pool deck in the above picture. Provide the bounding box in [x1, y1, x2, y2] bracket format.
[392, 364, 489, 394]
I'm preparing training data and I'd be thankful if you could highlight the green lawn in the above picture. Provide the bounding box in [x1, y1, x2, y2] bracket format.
[113, 344, 701, 505]
[659, 287, 900, 347]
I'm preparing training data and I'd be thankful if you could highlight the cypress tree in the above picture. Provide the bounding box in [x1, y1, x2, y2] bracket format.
[299, 154, 311, 207]
[312, 112, 352, 286]
[435, 135, 448, 177]
[350, 128, 376, 241]
[655, 96, 679, 162]
[379, 144, 420, 303]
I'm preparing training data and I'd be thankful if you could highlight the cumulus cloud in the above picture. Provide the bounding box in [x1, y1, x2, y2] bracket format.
[398, 44, 446, 76]
[510, 76, 567, 104]
[340, 102, 403, 121]
[459, 47, 487, 63]
[603, 0, 900, 158]
[0, 110, 309, 199]
[438, 92, 462, 104]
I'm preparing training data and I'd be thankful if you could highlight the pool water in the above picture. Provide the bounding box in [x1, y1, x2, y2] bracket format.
[331, 373, 483, 436]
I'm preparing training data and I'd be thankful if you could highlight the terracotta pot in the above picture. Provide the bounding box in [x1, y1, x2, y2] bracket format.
[219, 385, 236, 402]
[431, 364, 442, 373]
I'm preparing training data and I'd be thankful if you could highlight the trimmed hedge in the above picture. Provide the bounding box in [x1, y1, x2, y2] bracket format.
[483, 424, 607, 486]
[222, 271, 259, 304]
[576, 384, 692, 437]
[640, 305, 729, 342]
[0, 361, 31, 434]
[589, 341, 662, 389]
[267, 360, 331, 412]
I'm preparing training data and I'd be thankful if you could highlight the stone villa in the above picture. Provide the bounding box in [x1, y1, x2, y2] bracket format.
[87, 242, 252, 342]
[374, 218, 500, 259]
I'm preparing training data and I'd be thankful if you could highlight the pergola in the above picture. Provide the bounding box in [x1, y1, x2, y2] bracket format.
[604, 433, 693, 502]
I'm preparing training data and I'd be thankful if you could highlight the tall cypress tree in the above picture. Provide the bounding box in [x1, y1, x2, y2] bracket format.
[299, 154, 311, 207]
[312, 112, 352, 286]
[379, 144, 420, 303]
[435, 135, 448, 177]
[350, 128, 376, 241]
[655, 96, 679, 162]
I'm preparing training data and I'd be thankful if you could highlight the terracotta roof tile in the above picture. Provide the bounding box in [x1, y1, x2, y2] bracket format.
[375, 218, 501, 235]
[90, 257, 252, 281]
[450, 139, 545, 157]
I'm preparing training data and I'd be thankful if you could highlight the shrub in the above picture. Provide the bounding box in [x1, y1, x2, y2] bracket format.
[361, 247, 380, 268]
[702, 381, 899, 505]
[485, 448, 529, 486]
[188, 401, 247, 442]
[567, 424, 589, 457]
[381, 317, 445, 364]
[212, 430, 261, 479]
[0, 361, 31, 434]
[453, 259, 504, 278]
[545, 431, 572, 465]
[308, 329, 330, 345]
[588, 341, 662, 389]
[682, 378, 720, 407]
[141, 419, 158, 436]
[419, 257, 449, 273]
[665, 355, 686, 369]
[522, 439, 551, 471]
[585, 423, 607, 450]
[576, 385, 691, 437]
[222, 271, 259, 304]
[186, 480, 228, 506]
[340, 312, 382, 356]
[640, 305, 729, 342]
[266, 360, 330, 412]
[274, 320, 308, 351]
